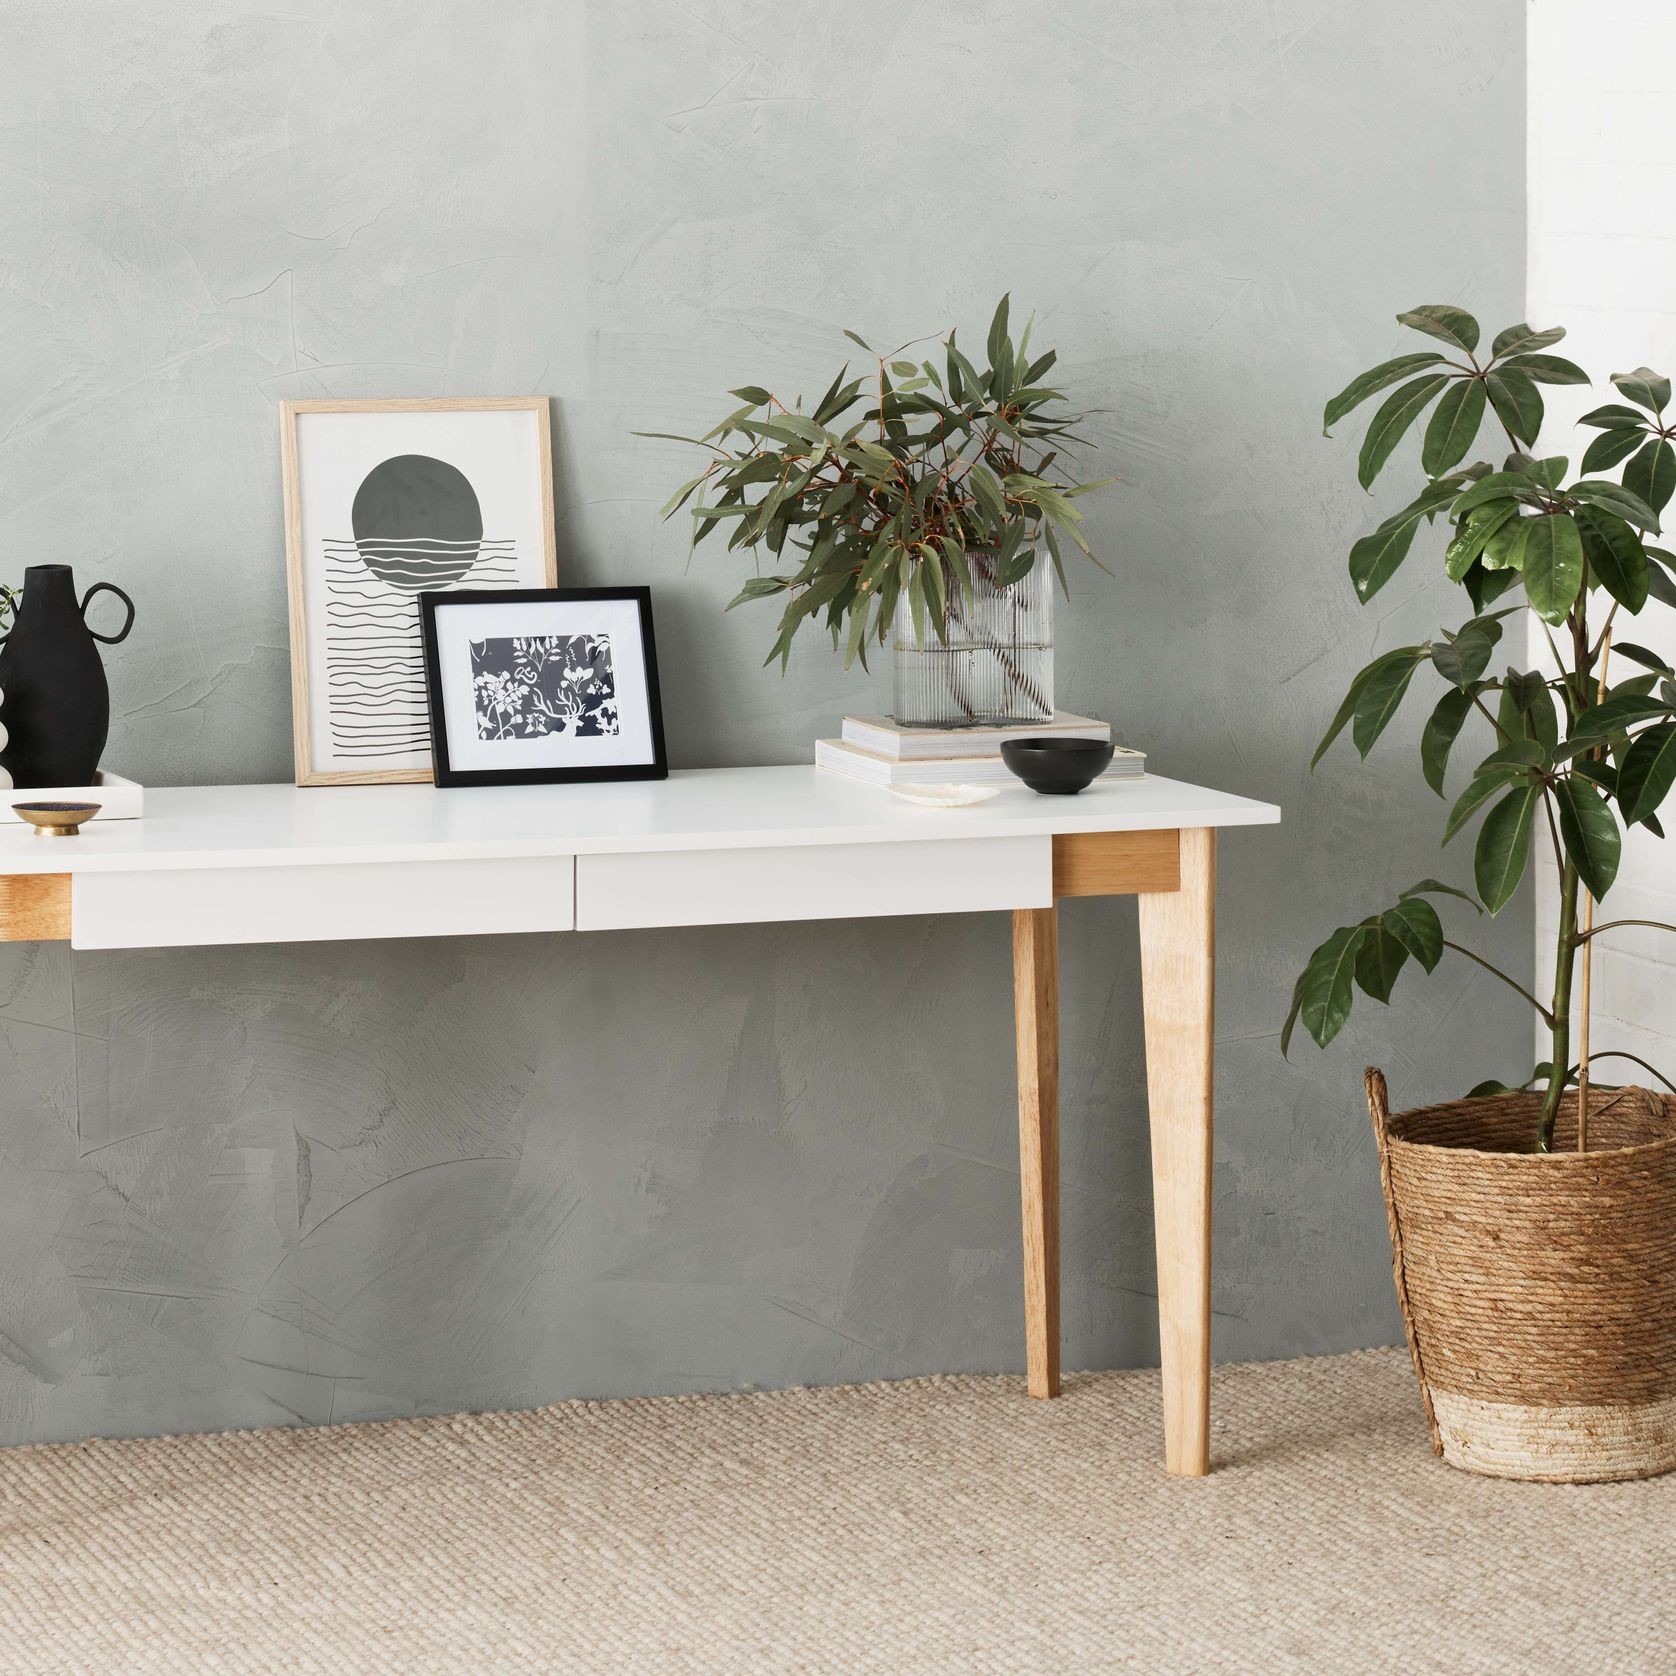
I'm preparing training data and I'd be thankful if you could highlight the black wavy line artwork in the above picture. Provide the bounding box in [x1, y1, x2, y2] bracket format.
[471, 635, 618, 741]
[323, 453, 525, 760]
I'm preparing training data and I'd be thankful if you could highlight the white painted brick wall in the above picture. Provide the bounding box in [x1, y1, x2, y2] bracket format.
[1529, 0, 1676, 1085]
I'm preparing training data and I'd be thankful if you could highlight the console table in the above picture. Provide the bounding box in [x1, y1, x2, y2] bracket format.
[0, 767, 1278, 1475]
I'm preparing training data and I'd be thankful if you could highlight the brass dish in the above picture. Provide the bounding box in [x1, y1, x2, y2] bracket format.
[12, 800, 101, 836]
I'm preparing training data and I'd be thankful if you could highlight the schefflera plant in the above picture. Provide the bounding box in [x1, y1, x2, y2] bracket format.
[1285, 303, 1676, 1151]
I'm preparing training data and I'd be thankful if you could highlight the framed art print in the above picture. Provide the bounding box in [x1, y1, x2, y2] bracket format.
[281, 397, 557, 785]
[419, 587, 668, 787]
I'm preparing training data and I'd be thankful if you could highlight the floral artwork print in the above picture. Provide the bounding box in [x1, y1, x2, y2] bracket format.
[471, 634, 618, 740]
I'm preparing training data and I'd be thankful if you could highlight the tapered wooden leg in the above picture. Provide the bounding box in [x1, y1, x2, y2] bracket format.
[1012, 905, 1060, 1399]
[1136, 827, 1215, 1476]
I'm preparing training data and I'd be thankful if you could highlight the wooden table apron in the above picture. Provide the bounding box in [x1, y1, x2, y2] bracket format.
[0, 775, 1255, 1479]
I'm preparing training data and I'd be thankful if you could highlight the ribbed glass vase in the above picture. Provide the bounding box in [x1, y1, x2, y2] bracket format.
[891, 554, 1053, 727]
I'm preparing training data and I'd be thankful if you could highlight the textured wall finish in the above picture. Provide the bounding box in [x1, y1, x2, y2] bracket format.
[0, 1, 1527, 1444]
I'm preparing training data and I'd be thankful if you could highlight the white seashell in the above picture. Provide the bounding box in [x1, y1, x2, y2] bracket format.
[888, 783, 1001, 808]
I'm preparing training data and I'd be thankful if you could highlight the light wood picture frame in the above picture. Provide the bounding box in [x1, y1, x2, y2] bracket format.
[281, 397, 557, 786]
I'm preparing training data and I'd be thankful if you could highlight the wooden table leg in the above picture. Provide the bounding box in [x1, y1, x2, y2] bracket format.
[1137, 827, 1215, 1475]
[1012, 905, 1060, 1399]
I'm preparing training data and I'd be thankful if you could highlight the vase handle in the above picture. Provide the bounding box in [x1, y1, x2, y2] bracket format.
[81, 581, 135, 645]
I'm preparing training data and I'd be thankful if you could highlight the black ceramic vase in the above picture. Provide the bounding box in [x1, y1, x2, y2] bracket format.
[0, 565, 135, 788]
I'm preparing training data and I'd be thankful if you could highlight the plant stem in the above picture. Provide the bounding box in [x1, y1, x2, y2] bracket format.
[1539, 858, 1581, 1152]
[1573, 917, 1676, 942]
[1441, 939, 1556, 1025]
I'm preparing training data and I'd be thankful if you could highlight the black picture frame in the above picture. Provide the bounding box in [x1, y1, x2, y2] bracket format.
[418, 586, 668, 788]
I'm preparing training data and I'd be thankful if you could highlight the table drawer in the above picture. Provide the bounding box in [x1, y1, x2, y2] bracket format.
[72, 855, 576, 949]
[575, 835, 1050, 931]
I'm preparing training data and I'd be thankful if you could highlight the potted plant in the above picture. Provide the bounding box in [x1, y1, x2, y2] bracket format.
[648, 297, 1113, 726]
[1290, 303, 1676, 1481]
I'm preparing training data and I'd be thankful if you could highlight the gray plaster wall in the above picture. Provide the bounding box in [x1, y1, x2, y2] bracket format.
[0, 1, 1528, 1445]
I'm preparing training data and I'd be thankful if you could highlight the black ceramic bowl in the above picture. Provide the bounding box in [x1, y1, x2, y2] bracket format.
[1000, 737, 1115, 795]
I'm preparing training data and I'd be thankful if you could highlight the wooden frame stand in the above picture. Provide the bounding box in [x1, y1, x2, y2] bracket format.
[1013, 827, 1216, 1476]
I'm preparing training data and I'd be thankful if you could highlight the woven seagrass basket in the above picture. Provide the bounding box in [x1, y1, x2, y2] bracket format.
[1365, 1068, 1676, 1483]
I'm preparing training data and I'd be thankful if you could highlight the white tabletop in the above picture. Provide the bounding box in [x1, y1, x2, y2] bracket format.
[0, 767, 1279, 876]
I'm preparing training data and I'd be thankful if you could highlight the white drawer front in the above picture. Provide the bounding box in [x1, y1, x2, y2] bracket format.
[576, 835, 1050, 931]
[72, 856, 576, 950]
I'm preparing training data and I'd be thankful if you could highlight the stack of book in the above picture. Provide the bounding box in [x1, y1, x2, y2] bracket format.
[815, 712, 1145, 788]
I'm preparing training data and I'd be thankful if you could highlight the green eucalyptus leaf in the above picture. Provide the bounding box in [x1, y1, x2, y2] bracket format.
[1554, 775, 1621, 898]
[1422, 378, 1488, 476]
[1397, 304, 1480, 353]
[1521, 513, 1586, 623]
[1618, 723, 1676, 826]
[1474, 783, 1540, 913]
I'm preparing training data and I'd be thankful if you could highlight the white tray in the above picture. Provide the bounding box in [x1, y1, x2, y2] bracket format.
[2, 770, 144, 823]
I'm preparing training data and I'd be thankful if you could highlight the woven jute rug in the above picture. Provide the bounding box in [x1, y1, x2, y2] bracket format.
[1, 1348, 1670, 1674]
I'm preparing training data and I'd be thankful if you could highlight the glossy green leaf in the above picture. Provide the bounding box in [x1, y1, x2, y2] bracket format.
[1499, 352, 1589, 385]
[1569, 478, 1661, 533]
[1431, 619, 1502, 687]
[1553, 775, 1621, 899]
[1485, 366, 1543, 445]
[1618, 723, 1676, 826]
[1614, 642, 1675, 676]
[1383, 894, 1445, 970]
[1491, 322, 1566, 357]
[1569, 692, 1674, 740]
[1646, 548, 1676, 609]
[1298, 925, 1366, 1048]
[1357, 375, 1450, 489]
[1312, 649, 1416, 768]
[1421, 687, 1475, 793]
[1624, 438, 1676, 515]
[1498, 670, 1560, 750]
[1355, 925, 1409, 1002]
[1445, 766, 1529, 843]
[1474, 783, 1540, 913]
[1578, 403, 1649, 430]
[1451, 472, 1542, 519]
[1521, 513, 1585, 623]
[1397, 304, 1480, 353]
[1574, 503, 1650, 613]
[1463, 558, 1521, 613]
[1347, 518, 1419, 600]
[1612, 366, 1671, 414]
[1401, 877, 1482, 910]
[1421, 378, 1487, 476]
[1322, 352, 1448, 433]
[1352, 654, 1422, 755]
[1444, 502, 1517, 581]
[1581, 425, 1646, 475]
[1481, 514, 1530, 572]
